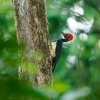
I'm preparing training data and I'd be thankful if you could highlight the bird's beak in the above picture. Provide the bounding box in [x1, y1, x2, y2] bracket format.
[60, 31, 65, 36]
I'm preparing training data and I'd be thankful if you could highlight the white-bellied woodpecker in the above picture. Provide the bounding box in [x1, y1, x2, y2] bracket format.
[51, 31, 74, 72]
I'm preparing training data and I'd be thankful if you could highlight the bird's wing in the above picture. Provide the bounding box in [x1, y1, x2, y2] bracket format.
[52, 39, 62, 72]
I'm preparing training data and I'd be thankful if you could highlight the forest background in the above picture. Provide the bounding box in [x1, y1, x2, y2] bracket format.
[0, 0, 100, 100]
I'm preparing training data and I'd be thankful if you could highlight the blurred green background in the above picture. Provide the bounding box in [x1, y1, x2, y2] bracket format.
[0, 0, 100, 100]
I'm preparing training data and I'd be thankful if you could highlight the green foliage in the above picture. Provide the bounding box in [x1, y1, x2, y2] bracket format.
[0, 0, 100, 100]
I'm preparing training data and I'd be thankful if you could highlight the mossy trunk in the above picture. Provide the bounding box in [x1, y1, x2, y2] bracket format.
[12, 0, 52, 86]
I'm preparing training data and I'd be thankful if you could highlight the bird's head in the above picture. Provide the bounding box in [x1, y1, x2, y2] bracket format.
[60, 31, 74, 41]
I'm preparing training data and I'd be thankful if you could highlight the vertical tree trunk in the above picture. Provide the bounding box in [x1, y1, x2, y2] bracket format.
[12, 0, 52, 86]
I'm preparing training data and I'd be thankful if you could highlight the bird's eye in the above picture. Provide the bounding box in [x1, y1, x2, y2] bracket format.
[68, 34, 70, 40]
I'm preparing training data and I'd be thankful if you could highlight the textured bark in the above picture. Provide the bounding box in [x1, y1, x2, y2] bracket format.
[12, 0, 52, 86]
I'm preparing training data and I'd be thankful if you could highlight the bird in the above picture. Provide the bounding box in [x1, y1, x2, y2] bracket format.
[51, 31, 74, 72]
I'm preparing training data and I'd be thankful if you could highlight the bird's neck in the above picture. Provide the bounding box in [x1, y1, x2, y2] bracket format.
[61, 38, 68, 42]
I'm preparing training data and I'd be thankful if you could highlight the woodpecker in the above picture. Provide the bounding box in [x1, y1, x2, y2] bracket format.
[51, 31, 74, 72]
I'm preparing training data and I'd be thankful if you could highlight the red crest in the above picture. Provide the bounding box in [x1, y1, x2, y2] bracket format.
[60, 31, 74, 41]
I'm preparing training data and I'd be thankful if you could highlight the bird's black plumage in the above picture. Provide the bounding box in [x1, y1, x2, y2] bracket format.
[52, 39, 63, 72]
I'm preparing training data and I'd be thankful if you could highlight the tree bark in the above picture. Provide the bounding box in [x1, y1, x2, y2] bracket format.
[12, 0, 52, 86]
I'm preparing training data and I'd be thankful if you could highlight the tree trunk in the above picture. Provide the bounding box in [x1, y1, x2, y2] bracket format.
[12, 0, 52, 86]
